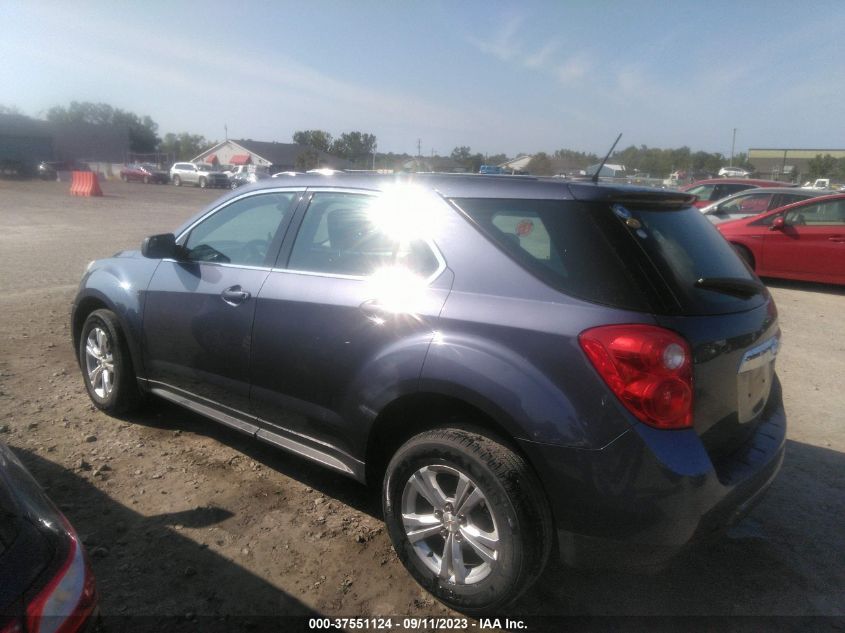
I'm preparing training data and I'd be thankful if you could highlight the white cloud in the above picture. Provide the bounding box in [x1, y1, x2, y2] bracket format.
[556, 56, 590, 83]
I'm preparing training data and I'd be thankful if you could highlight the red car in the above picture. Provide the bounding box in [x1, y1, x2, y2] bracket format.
[717, 193, 845, 285]
[119, 163, 169, 184]
[682, 178, 792, 208]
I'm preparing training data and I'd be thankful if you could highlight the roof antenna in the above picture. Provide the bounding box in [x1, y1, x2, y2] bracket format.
[592, 133, 623, 184]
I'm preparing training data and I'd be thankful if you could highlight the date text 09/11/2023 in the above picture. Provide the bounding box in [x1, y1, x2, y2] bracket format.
[306, 617, 527, 630]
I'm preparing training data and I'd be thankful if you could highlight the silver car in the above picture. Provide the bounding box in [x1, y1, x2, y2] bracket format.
[169, 162, 229, 188]
[701, 187, 830, 223]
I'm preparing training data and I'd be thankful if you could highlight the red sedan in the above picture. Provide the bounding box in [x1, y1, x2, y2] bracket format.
[717, 193, 845, 285]
[119, 163, 169, 184]
[682, 178, 791, 208]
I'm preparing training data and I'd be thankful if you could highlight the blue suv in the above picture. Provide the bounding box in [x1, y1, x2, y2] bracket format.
[72, 174, 786, 612]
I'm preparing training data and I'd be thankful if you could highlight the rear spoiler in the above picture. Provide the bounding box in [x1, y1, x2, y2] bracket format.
[568, 183, 697, 209]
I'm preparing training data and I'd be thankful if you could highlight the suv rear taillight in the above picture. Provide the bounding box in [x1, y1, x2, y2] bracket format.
[25, 528, 97, 633]
[579, 325, 693, 429]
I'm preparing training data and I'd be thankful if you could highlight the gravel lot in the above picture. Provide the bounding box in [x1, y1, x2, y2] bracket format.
[0, 179, 843, 629]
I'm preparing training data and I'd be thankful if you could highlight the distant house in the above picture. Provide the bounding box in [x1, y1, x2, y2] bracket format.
[192, 139, 349, 172]
[500, 155, 533, 173]
[586, 163, 627, 178]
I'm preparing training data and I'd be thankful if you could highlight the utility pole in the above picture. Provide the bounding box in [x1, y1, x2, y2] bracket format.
[224, 124, 228, 142]
[730, 128, 736, 167]
[417, 138, 421, 159]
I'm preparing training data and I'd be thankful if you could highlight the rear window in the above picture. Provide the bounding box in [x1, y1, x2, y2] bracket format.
[452, 198, 766, 315]
[627, 205, 766, 314]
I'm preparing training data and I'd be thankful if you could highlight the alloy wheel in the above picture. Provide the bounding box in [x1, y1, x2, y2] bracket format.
[401, 465, 500, 585]
[84, 327, 115, 399]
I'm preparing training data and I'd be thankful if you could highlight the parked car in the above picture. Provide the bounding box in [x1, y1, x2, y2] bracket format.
[718, 166, 751, 178]
[0, 442, 98, 632]
[718, 193, 845, 285]
[701, 187, 830, 224]
[72, 174, 786, 612]
[228, 165, 271, 189]
[681, 178, 792, 208]
[229, 170, 270, 189]
[169, 162, 228, 188]
[119, 163, 169, 184]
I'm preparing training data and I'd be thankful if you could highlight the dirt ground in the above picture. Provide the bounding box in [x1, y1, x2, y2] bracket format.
[0, 179, 843, 629]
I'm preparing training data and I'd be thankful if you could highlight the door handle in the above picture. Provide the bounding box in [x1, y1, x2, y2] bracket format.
[828, 236, 845, 243]
[221, 285, 251, 306]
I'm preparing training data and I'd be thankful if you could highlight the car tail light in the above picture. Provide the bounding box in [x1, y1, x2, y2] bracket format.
[24, 525, 97, 633]
[579, 324, 693, 429]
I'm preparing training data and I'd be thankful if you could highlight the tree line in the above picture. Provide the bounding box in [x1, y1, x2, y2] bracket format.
[16, 101, 836, 179]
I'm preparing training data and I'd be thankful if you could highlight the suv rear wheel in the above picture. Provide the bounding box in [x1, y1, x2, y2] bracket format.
[383, 427, 552, 613]
[172, 175, 181, 186]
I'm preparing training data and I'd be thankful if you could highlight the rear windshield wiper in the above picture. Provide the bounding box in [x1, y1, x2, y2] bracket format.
[694, 277, 766, 298]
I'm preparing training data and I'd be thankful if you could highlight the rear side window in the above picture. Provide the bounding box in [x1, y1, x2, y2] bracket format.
[452, 198, 766, 315]
[450, 198, 653, 311]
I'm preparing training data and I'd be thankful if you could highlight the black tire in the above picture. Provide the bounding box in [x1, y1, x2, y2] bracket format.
[172, 175, 181, 186]
[383, 427, 552, 614]
[120, 174, 128, 182]
[199, 177, 207, 189]
[143, 175, 150, 184]
[78, 309, 142, 415]
[733, 243, 755, 270]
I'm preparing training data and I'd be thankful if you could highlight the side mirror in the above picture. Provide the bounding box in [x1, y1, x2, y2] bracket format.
[769, 217, 785, 231]
[141, 233, 178, 259]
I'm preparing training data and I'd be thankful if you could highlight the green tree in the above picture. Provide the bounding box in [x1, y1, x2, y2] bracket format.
[485, 153, 508, 166]
[526, 152, 554, 176]
[0, 104, 21, 115]
[808, 154, 837, 180]
[450, 146, 484, 172]
[159, 132, 212, 162]
[295, 148, 321, 171]
[292, 130, 333, 153]
[331, 131, 377, 167]
[46, 101, 160, 153]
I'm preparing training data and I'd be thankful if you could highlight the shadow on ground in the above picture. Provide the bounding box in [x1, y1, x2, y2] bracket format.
[763, 278, 845, 296]
[512, 439, 845, 623]
[122, 400, 381, 519]
[14, 448, 323, 632]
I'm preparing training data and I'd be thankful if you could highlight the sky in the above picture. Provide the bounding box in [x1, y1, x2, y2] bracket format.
[2, 1, 844, 158]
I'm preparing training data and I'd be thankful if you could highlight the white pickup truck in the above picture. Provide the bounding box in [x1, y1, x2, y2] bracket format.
[801, 178, 844, 190]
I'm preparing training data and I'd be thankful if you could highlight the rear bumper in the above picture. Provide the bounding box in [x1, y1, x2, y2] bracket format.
[519, 379, 787, 570]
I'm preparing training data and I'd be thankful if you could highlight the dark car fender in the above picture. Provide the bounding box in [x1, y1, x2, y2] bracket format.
[72, 253, 161, 385]
[416, 332, 632, 450]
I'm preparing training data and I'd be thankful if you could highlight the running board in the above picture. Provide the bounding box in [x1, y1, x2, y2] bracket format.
[150, 387, 355, 476]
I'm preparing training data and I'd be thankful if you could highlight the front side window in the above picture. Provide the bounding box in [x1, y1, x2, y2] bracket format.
[287, 192, 439, 278]
[184, 192, 297, 266]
